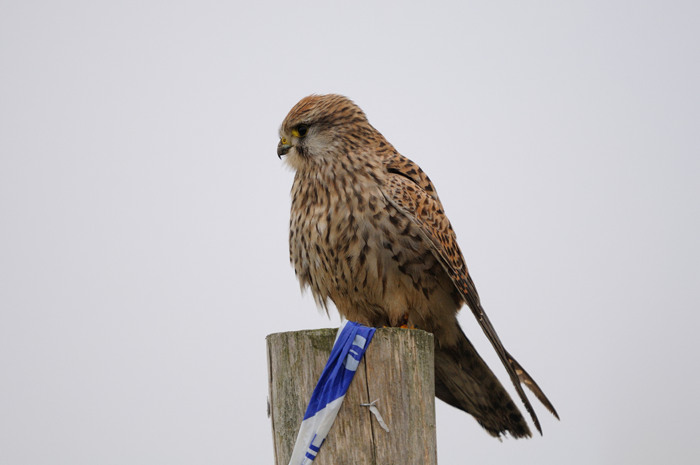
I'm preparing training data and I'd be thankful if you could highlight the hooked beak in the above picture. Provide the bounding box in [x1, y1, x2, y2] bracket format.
[277, 138, 292, 159]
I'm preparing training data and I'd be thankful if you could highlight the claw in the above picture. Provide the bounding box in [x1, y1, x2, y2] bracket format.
[399, 313, 415, 329]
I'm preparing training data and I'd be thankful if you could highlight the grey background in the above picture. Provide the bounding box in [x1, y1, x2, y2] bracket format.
[1, 1, 698, 464]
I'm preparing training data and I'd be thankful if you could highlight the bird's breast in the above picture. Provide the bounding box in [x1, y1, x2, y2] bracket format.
[289, 168, 457, 327]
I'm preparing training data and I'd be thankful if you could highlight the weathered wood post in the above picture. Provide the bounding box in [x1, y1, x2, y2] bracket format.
[267, 328, 437, 465]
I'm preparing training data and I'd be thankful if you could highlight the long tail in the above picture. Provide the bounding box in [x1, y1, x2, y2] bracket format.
[447, 271, 558, 435]
[434, 325, 532, 438]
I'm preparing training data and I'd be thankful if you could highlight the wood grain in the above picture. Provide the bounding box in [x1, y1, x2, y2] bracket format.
[267, 328, 437, 465]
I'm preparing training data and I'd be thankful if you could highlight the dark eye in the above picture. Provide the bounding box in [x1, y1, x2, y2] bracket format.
[293, 124, 309, 138]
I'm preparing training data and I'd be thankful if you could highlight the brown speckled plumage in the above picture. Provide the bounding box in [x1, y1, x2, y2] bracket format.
[278, 94, 558, 438]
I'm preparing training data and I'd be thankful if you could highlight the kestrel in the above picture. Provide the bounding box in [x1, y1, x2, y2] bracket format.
[278, 94, 558, 437]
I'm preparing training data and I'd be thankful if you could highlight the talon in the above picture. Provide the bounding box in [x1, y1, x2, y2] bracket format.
[398, 313, 415, 329]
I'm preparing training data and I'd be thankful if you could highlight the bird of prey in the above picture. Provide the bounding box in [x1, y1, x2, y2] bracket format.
[277, 94, 558, 438]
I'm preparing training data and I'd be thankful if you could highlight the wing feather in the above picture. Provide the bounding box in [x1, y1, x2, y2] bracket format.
[382, 153, 556, 433]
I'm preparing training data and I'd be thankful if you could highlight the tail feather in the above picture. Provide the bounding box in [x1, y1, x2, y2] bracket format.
[434, 326, 532, 438]
[451, 273, 558, 435]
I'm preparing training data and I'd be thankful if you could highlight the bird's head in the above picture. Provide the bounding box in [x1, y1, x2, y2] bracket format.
[277, 94, 372, 169]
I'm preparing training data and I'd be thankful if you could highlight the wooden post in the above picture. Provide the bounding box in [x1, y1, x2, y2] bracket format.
[267, 328, 437, 465]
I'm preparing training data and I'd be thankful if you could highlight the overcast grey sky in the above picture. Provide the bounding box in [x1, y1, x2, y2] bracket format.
[1, 1, 699, 464]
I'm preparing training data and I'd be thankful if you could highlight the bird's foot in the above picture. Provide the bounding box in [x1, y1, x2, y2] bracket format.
[398, 313, 416, 329]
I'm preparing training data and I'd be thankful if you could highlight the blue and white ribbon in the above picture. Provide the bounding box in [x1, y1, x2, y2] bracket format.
[288, 321, 376, 465]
